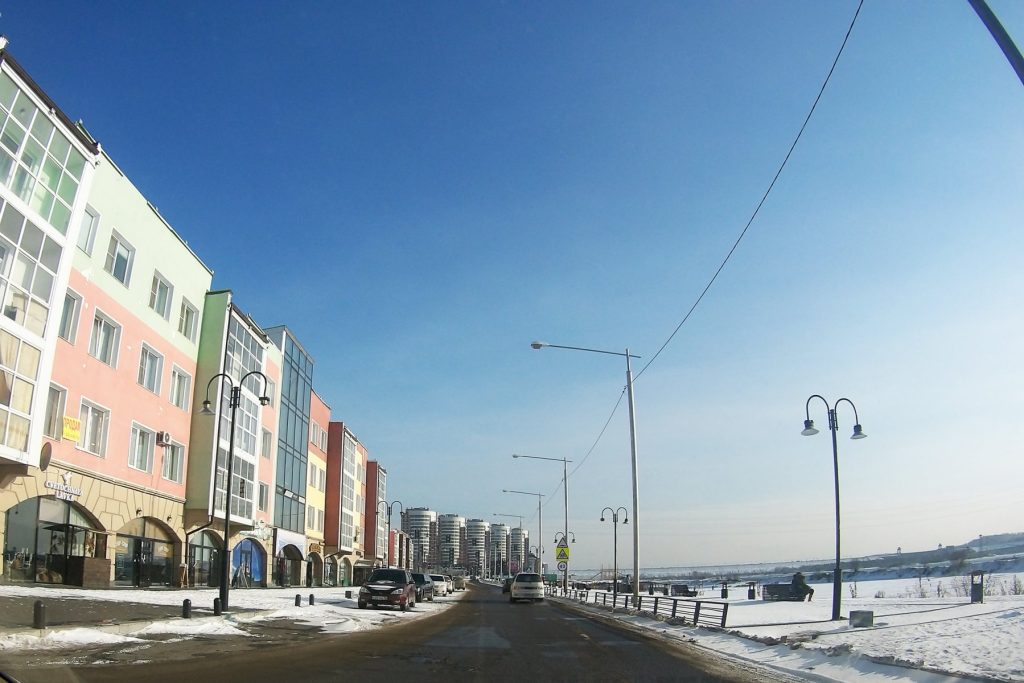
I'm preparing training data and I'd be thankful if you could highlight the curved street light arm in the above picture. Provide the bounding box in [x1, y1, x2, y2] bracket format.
[835, 397, 860, 425]
[805, 393, 830, 420]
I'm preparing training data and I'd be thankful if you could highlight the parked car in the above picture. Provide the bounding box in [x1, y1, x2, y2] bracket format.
[411, 572, 435, 602]
[502, 577, 513, 593]
[358, 568, 416, 611]
[509, 572, 545, 603]
[444, 575, 455, 593]
[430, 574, 449, 595]
[452, 575, 467, 590]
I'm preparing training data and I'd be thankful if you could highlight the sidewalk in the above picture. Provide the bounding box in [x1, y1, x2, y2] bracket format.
[0, 587, 242, 633]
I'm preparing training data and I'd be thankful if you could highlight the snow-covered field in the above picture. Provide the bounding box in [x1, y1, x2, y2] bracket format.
[579, 573, 1024, 682]
[0, 575, 1021, 682]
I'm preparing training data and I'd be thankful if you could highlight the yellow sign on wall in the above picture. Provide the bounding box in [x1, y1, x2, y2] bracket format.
[62, 416, 81, 442]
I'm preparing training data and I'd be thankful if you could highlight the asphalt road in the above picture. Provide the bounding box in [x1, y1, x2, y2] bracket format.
[6, 583, 785, 683]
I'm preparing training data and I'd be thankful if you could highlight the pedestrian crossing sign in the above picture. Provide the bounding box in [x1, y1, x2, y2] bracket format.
[555, 546, 570, 561]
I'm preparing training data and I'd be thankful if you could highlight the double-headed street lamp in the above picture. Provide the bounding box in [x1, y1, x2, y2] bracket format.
[600, 507, 628, 604]
[376, 500, 403, 567]
[801, 395, 867, 621]
[531, 341, 641, 602]
[201, 370, 271, 612]
[503, 490, 544, 573]
[512, 454, 572, 591]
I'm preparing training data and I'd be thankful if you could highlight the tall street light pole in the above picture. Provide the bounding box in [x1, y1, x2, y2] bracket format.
[531, 341, 642, 603]
[201, 371, 271, 613]
[493, 512, 524, 573]
[600, 507, 628, 605]
[376, 500, 403, 567]
[801, 395, 867, 621]
[503, 490, 543, 574]
[512, 454, 572, 592]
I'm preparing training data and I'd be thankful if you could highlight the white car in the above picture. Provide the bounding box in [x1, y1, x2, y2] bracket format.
[430, 574, 449, 595]
[509, 572, 544, 603]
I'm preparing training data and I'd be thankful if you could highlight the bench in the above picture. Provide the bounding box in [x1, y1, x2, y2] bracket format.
[762, 584, 808, 601]
[671, 584, 699, 597]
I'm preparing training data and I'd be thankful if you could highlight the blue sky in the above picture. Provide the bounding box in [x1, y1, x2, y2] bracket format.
[7, 1, 1023, 570]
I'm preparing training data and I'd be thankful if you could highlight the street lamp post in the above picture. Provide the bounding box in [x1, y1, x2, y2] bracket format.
[201, 371, 271, 613]
[376, 500, 403, 567]
[600, 507, 628, 605]
[512, 454, 572, 592]
[801, 395, 867, 621]
[503, 490, 544, 573]
[531, 341, 641, 602]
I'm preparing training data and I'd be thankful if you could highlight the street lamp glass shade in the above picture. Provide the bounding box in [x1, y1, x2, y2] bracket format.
[530, 341, 547, 349]
[801, 419, 819, 436]
[200, 400, 214, 416]
[851, 424, 867, 439]
[599, 517, 605, 522]
[259, 395, 270, 406]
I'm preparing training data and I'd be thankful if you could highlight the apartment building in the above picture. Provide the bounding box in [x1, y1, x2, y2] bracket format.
[184, 292, 279, 589]
[325, 421, 369, 586]
[465, 519, 489, 576]
[401, 507, 436, 571]
[363, 461, 387, 567]
[305, 390, 329, 585]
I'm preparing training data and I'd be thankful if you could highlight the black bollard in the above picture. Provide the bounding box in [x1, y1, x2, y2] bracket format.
[295, 594, 301, 606]
[32, 600, 45, 629]
[213, 597, 222, 616]
[182, 599, 192, 619]
[309, 594, 315, 606]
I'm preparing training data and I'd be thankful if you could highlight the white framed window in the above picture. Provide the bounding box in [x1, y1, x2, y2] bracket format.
[88, 310, 121, 367]
[162, 441, 184, 483]
[77, 205, 99, 254]
[149, 272, 172, 319]
[77, 399, 109, 456]
[307, 505, 314, 529]
[258, 482, 269, 512]
[169, 366, 191, 411]
[264, 378, 276, 407]
[309, 462, 316, 485]
[57, 289, 81, 343]
[178, 298, 198, 342]
[103, 231, 134, 286]
[43, 384, 66, 439]
[129, 423, 154, 473]
[318, 509, 324, 532]
[137, 344, 163, 394]
[260, 428, 272, 459]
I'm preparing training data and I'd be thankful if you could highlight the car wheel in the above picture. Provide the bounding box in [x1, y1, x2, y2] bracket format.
[428, 594, 434, 601]
[358, 602, 366, 609]
[509, 596, 515, 603]
[401, 599, 409, 612]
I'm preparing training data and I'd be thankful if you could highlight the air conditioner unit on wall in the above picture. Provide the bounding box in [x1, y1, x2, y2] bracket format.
[156, 431, 172, 446]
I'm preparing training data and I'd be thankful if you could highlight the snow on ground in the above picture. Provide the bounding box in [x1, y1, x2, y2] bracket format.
[0, 576, 1021, 682]
[578, 573, 1024, 682]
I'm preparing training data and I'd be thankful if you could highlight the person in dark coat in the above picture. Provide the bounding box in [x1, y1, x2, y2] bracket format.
[792, 572, 814, 601]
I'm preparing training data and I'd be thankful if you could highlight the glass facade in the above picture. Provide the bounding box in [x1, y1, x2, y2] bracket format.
[272, 331, 312, 533]
[3, 496, 106, 584]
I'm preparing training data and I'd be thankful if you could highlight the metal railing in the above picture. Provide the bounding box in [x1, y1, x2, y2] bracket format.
[552, 588, 729, 628]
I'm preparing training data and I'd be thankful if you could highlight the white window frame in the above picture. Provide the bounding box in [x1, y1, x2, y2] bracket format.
[77, 205, 99, 255]
[57, 289, 81, 343]
[77, 398, 110, 457]
[169, 365, 191, 411]
[178, 298, 198, 342]
[43, 383, 67, 440]
[128, 422, 155, 473]
[258, 482, 269, 512]
[260, 428, 272, 459]
[87, 308, 121, 367]
[161, 440, 184, 483]
[137, 343, 163, 394]
[103, 230, 134, 286]
[149, 272, 173, 320]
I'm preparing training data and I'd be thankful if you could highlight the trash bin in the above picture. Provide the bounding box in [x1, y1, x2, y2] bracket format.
[850, 610, 874, 627]
[648, 584, 654, 596]
[720, 581, 728, 599]
[747, 582, 756, 600]
[970, 571, 984, 604]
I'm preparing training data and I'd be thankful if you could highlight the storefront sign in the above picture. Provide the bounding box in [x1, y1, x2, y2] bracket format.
[45, 471, 82, 501]
[309, 543, 322, 554]
[62, 416, 81, 442]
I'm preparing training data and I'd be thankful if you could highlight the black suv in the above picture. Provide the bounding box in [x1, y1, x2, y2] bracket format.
[411, 572, 435, 602]
[358, 568, 417, 611]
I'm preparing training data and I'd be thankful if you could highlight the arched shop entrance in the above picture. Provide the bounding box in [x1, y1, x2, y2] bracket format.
[324, 556, 338, 587]
[3, 496, 107, 586]
[305, 552, 323, 587]
[232, 538, 266, 588]
[274, 544, 303, 587]
[187, 530, 219, 587]
[113, 518, 176, 587]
